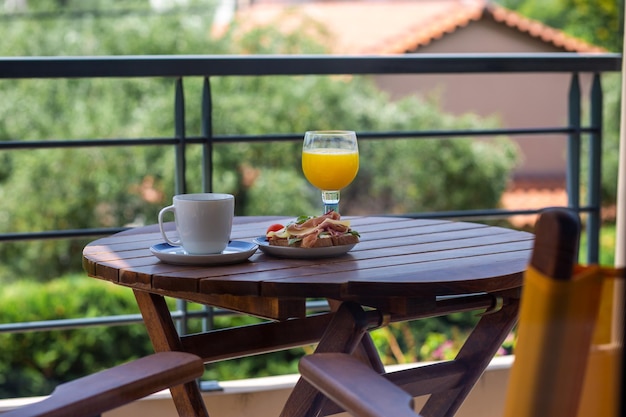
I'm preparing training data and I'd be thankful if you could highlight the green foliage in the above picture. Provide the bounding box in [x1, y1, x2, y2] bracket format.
[598, 74, 622, 205]
[177, 308, 308, 381]
[0, 274, 314, 398]
[555, 0, 622, 53]
[0, 275, 154, 398]
[495, 0, 623, 52]
[370, 312, 479, 364]
[580, 223, 617, 266]
[351, 123, 517, 213]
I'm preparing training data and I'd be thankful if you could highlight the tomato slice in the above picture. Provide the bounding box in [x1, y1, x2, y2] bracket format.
[266, 223, 284, 235]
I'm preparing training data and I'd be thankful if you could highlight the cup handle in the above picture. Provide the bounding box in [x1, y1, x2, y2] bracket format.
[158, 205, 181, 246]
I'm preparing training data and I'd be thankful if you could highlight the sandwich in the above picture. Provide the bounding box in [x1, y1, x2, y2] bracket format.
[265, 211, 360, 248]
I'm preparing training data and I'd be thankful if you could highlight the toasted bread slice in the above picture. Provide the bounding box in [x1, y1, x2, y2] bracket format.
[268, 237, 295, 247]
[331, 233, 359, 246]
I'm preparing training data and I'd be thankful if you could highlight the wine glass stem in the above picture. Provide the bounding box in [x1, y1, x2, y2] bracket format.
[322, 190, 340, 214]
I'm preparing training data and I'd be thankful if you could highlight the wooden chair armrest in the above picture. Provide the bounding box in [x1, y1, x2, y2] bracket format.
[299, 353, 420, 417]
[5, 351, 204, 417]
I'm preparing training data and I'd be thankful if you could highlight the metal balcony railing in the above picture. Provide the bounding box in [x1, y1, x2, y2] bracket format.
[0, 53, 621, 339]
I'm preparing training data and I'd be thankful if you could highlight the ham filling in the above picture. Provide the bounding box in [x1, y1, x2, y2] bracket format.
[285, 212, 350, 248]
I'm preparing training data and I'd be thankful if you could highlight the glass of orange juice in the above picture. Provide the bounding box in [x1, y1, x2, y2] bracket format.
[302, 130, 359, 214]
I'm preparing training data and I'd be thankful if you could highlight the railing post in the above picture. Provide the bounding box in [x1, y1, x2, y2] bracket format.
[202, 77, 214, 193]
[567, 73, 581, 211]
[200, 77, 217, 332]
[174, 77, 188, 334]
[202, 305, 215, 332]
[587, 73, 603, 263]
[174, 77, 187, 195]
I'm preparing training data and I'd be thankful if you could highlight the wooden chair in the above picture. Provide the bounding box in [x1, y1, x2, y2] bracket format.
[2, 351, 205, 417]
[299, 207, 602, 417]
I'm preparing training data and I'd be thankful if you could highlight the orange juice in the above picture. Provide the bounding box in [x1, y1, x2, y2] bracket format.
[302, 148, 359, 190]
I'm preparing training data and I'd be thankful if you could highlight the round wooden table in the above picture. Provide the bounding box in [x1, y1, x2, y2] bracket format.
[83, 216, 533, 417]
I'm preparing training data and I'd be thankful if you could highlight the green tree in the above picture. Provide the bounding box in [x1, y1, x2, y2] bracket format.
[0, 275, 154, 398]
[496, 0, 622, 52]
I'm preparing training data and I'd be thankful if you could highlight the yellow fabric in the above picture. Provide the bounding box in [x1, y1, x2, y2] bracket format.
[503, 265, 609, 417]
[577, 266, 623, 417]
[577, 342, 622, 417]
[591, 274, 616, 344]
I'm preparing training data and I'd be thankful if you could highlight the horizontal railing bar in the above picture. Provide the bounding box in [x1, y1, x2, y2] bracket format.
[0, 53, 620, 79]
[0, 137, 177, 149]
[0, 310, 236, 334]
[0, 314, 146, 333]
[0, 126, 597, 150]
[324, 127, 593, 139]
[0, 228, 130, 242]
[404, 205, 598, 220]
[210, 127, 595, 143]
[0, 300, 330, 334]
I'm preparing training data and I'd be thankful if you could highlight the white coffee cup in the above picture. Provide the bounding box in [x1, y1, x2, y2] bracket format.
[158, 193, 234, 255]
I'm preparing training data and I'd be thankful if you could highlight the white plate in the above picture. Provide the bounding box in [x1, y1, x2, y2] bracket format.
[253, 237, 357, 259]
[150, 241, 258, 266]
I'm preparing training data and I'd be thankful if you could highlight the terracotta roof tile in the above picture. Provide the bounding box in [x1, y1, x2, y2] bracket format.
[369, 0, 485, 54]
[485, 3, 604, 52]
[234, 0, 604, 54]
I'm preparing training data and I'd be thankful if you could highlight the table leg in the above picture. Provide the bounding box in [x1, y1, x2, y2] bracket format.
[279, 302, 380, 417]
[134, 289, 210, 417]
[327, 299, 385, 373]
[418, 295, 520, 417]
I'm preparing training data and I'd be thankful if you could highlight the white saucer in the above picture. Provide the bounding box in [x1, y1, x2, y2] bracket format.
[253, 237, 357, 259]
[150, 241, 258, 266]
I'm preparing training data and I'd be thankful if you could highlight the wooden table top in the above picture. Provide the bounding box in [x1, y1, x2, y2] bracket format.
[83, 216, 533, 320]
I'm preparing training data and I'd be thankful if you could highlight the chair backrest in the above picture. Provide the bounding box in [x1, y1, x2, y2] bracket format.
[529, 207, 580, 280]
[503, 208, 607, 417]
